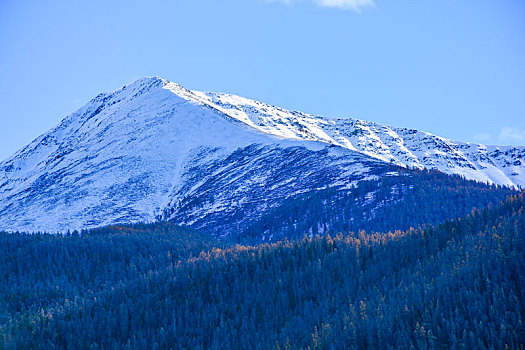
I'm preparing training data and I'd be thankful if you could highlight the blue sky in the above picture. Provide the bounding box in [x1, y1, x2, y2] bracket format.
[0, 0, 524, 160]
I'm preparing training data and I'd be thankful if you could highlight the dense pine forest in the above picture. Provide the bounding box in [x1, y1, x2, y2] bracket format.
[1, 192, 524, 349]
[238, 169, 517, 242]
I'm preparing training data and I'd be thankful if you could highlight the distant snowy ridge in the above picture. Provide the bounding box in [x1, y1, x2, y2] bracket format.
[186, 84, 523, 188]
[133, 77, 525, 188]
[0, 77, 523, 233]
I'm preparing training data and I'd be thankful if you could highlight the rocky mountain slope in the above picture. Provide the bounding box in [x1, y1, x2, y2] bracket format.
[198, 90, 524, 187]
[0, 77, 523, 233]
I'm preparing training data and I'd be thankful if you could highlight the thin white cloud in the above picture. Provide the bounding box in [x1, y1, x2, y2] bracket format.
[472, 127, 525, 146]
[473, 132, 492, 143]
[315, 0, 375, 11]
[265, 0, 375, 11]
[498, 127, 525, 145]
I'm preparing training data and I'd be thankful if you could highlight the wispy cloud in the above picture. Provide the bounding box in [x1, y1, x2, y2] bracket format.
[266, 0, 375, 12]
[315, 0, 375, 11]
[498, 127, 525, 145]
[472, 132, 492, 144]
[473, 127, 525, 146]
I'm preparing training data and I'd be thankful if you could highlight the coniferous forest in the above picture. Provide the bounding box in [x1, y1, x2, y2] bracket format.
[237, 169, 517, 242]
[2, 1, 524, 349]
[1, 191, 524, 349]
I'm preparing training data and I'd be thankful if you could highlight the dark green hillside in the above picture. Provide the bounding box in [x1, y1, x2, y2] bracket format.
[1, 193, 524, 349]
[0, 223, 220, 344]
[239, 169, 517, 242]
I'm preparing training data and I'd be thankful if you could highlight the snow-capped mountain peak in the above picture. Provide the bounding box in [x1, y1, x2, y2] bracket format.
[0, 77, 523, 233]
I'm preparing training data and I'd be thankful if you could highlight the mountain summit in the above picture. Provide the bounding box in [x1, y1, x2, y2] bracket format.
[0, 77, 523, 234]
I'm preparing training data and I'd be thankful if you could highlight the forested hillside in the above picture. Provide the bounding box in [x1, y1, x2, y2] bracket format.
[1, 193, 524, 349]
[237, 169, 517, 242]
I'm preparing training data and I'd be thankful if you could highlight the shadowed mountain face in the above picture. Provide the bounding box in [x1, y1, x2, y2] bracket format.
[160, 144, 397, 238]
[0, 77, 522, 235]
